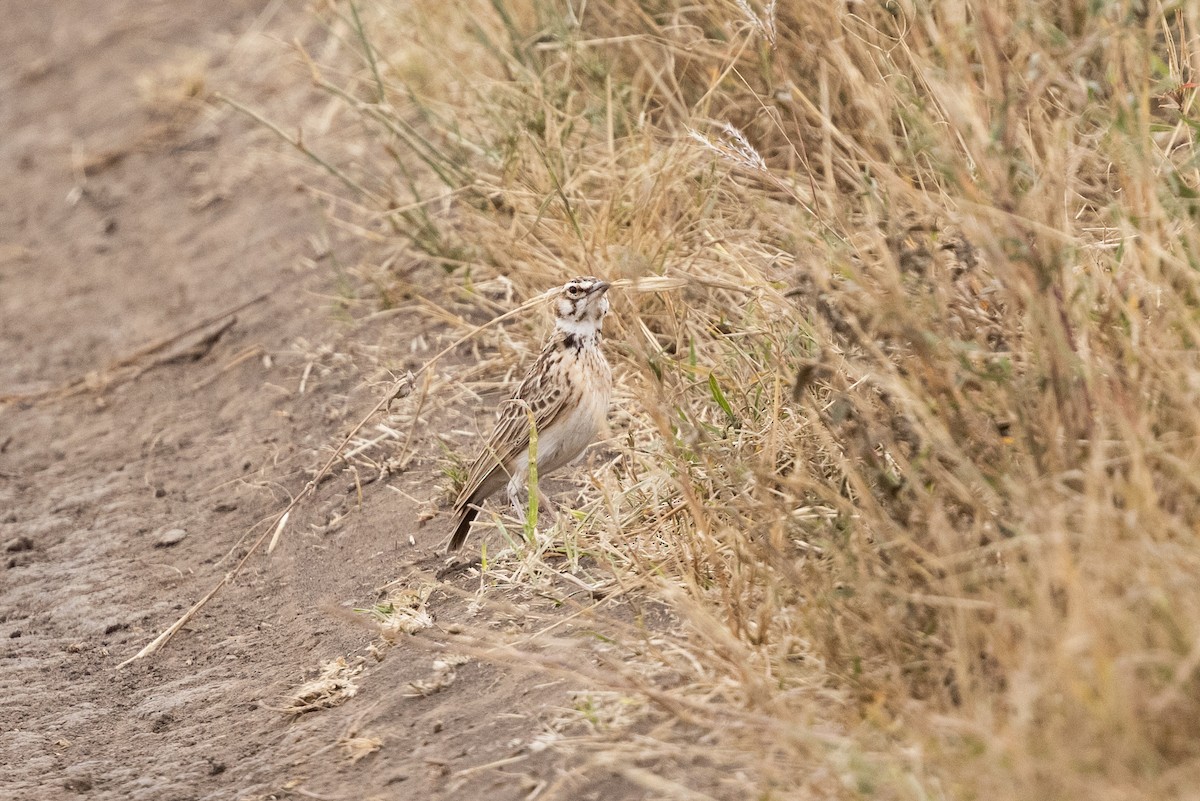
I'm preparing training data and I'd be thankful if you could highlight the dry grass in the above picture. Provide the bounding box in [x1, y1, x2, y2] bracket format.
[285, 656, 363, 714]
[289, 1, 1200, 798]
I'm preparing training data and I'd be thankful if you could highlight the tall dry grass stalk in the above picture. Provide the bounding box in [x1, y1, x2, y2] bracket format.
[299, 0, 1200, 797]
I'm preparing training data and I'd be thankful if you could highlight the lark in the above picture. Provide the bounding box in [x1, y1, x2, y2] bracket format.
[448, 276, 613, 552]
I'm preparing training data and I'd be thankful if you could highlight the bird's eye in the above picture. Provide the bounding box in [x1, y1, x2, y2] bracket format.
[566, 285, 583, 297]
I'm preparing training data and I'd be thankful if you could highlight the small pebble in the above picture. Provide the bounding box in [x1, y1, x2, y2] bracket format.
[155, 528, 187, 547]
[63, 776, 92, 793]
[4, 536, 33, 553]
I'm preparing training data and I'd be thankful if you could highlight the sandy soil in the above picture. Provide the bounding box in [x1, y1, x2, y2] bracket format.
[1, 3, 645, 799]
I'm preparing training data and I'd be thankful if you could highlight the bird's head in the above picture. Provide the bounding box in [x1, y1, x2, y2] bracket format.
[553, 276, 611, 335]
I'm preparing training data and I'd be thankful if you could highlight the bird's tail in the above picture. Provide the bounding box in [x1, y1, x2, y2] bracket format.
[447, 505, 479, 552]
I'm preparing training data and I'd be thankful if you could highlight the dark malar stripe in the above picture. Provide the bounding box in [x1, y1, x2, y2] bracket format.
[561, 331, 600, 351]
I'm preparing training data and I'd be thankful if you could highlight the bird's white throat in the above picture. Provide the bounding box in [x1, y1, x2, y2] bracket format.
[555, 316, 604, 338]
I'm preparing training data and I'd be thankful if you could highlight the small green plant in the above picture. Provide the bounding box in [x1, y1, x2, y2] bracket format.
[523, 404, 539, 544]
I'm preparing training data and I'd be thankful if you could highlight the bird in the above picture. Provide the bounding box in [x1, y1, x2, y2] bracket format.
[447, 276, 613, 552]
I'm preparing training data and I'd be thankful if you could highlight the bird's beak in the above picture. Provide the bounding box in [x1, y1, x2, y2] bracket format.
[588, 280, 611, 295]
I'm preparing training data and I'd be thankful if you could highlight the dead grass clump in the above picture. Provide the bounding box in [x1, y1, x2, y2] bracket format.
[285, 656, 363, 714]
[404, 653, 470, 697]
[339, 730, 383, 764]
[359, 579, 436, 638]
[291, 0, 1200, 797]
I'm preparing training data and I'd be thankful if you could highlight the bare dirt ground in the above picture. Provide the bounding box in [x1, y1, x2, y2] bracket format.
[1, 3, 646, 799]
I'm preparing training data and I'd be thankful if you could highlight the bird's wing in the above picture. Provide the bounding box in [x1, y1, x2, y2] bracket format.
[454, 346, 574, 509]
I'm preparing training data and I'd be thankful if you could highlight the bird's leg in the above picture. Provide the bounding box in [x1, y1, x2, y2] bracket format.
[506, 474, 527, 524]
[535, 487, 558, 523]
